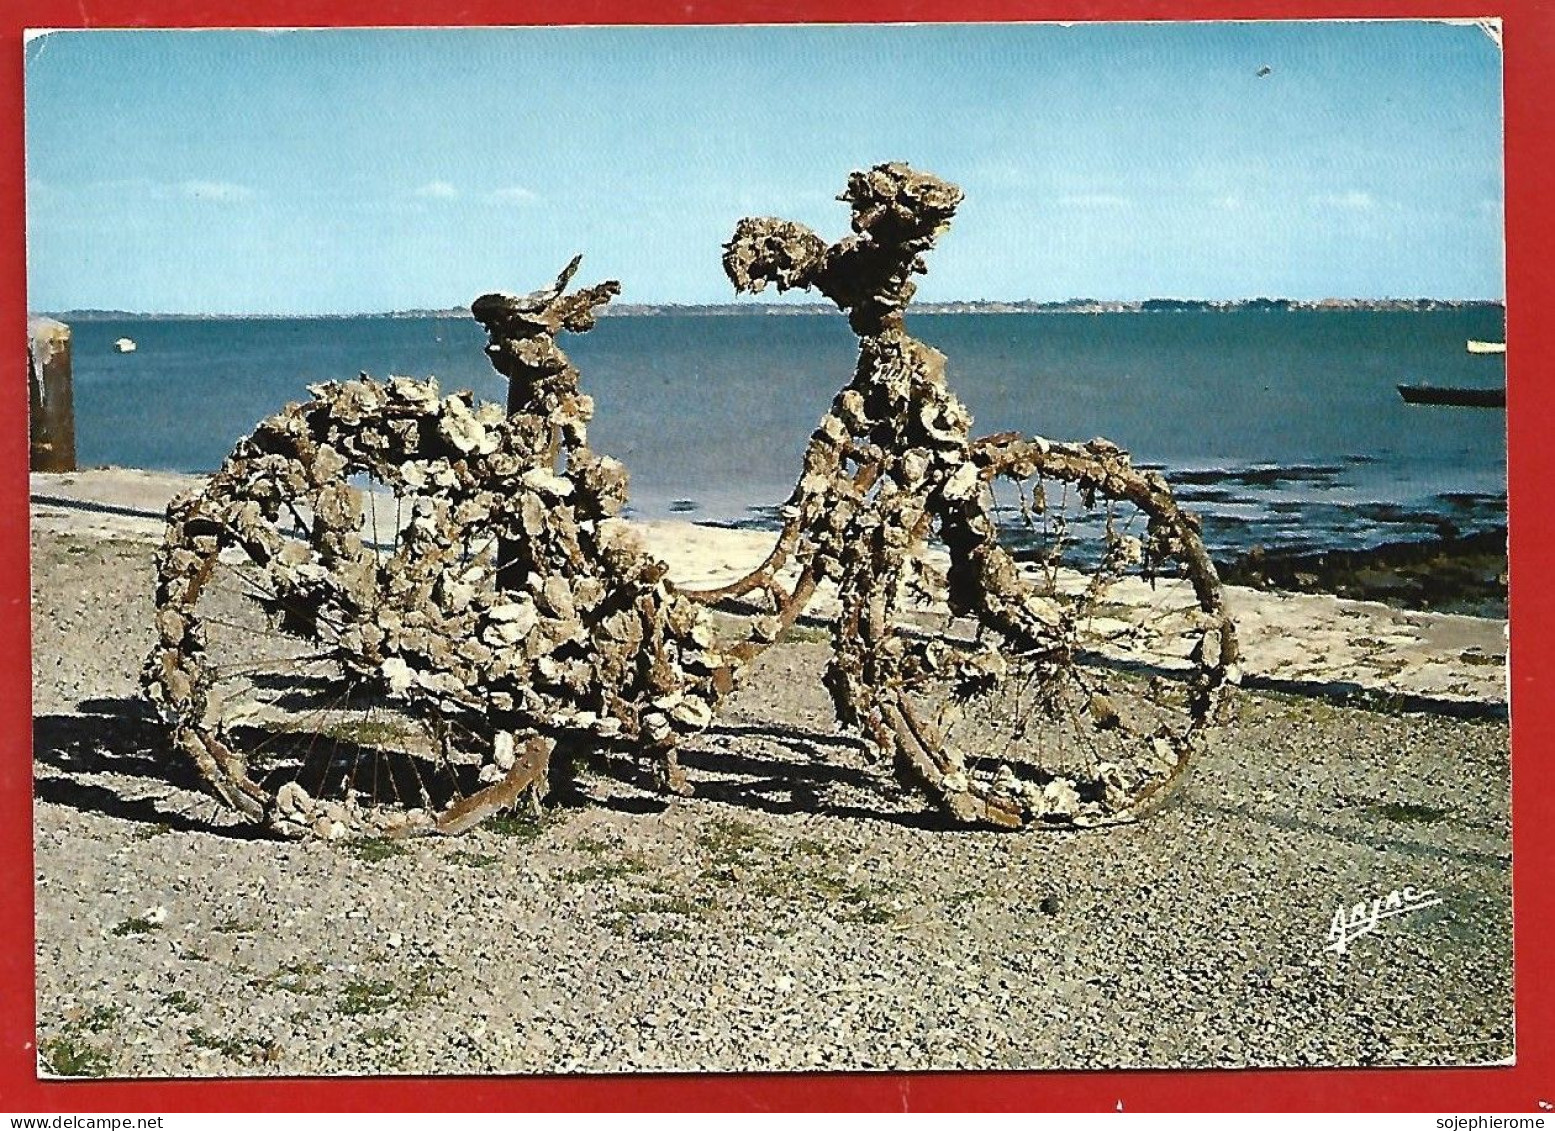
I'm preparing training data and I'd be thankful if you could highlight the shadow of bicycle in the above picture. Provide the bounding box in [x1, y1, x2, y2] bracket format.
[32, 697, 969, 837]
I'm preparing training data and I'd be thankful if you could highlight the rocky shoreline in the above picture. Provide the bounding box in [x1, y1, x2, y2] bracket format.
[29, 470, 1513, 1077]
[1220, 528, 1509, 619]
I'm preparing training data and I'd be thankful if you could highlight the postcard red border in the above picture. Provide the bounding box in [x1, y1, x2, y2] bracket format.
[2, 0, 1548, 1114]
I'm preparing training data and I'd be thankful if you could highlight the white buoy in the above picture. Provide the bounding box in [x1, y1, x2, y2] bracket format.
[113, 337, 137, 353]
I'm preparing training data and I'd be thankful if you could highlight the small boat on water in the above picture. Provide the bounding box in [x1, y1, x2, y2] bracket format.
[1466, 339, 1506, 354]
[114, 337, 137, 353]
[1398, 384, 1505, 408]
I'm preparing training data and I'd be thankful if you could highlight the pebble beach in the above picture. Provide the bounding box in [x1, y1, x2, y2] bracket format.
[30, 469, 1512, 1077]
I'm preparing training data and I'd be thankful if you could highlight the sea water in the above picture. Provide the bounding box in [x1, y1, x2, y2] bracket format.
[59, 307, 1508, 559]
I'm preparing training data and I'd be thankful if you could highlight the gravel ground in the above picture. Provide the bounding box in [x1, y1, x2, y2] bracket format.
[32, 527, 1513, 1077]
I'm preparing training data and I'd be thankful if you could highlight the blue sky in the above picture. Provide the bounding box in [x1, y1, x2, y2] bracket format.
[24, 22, 1504, 314]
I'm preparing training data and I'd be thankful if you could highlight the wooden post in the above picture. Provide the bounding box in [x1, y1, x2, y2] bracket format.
[28, 317, 75, 473]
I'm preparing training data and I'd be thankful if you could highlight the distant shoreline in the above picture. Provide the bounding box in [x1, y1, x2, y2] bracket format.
[39, 298, 1507, 322]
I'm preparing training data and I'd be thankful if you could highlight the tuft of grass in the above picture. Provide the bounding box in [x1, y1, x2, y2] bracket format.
[448, 849, 500, 868]
[277, 715, 422, 747]
[160, 991, 199, 1016]
[697, 816, 768, 867]
[351, 837, 409, 863]
[604, 892, 707, 942]
[639, 893, 705, 917]
[731, 846, 903, 927]
[1367, 800, 1453, 824]
[249, 959, 326, 996]
[696, 817, 901, 922]
[1342, 689, 1414, 716]
[573, 833, 615, 856]
[337, 961, 439, 1016]
[787, 837, 830, 859]
[777, 622, 831, 645]
[132, 822, 171, 841]
[485, 811, 556, 840]
[213, 916, 260, 935]
[40, 1003, 126, 1077]
[836, 900, 897, 925]
[612, 893, 706, 920]
[81, 1005, 121, 1033]
[187, 1027, 262, 1061]
[561, 857, 645, 884]
[111, 916, 160, 937]
[40, 1035, 111, 1078]
[1460, 650, 1505, 667]
[806, 871, 900, 924]
[337, 979, 402, 1016]
[357, 1025, 406, 1069]
[323, 717, 422, 746]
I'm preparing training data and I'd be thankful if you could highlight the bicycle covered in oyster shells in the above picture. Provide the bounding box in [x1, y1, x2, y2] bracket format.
[143, 164, 1239, 839]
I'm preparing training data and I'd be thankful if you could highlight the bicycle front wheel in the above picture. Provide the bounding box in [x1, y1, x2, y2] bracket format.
[880, 434, 1239, 828]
